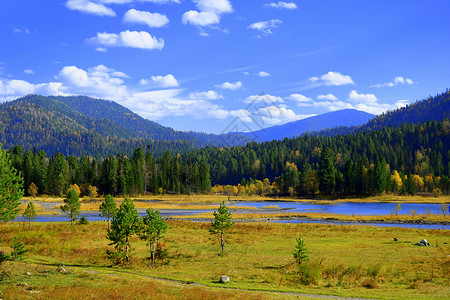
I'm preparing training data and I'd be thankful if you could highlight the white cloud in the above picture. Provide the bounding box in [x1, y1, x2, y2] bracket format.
[309, 71, 354, 86]
[317, 93, 338, 101]
[96, 47, 108, 52]
[182, 11, 220, 26]
[101, 0, 180, 3]
[286, 93, 311, 102]
[196, 0, 233, 14]
[370, 76, 415, 88]
[66, 0, 116, 17]
[56, 65, 129, 100]
[348, 90, 378, 104]
[258, 71, 270, 77]
[13, 28, 30, 34]
[215, 81, 242, 90]
[189, 90, 223, 100]
[148, 74, 179, 87]
[24, 69, 35, 75]
[265, 2, 297, 9]
[253, 106, 307, 126]
[123, 9, 169, 28]
[126, 88, 238, 120]
[0, 79, 64, 102]
[87, 30, 164, 50]
[248, 19, 282, 35]
[182, 0, 232, 28]
[244, 94, 283, 104]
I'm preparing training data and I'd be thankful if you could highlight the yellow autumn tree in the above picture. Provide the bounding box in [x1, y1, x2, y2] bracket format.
[390, 170, 402, 194]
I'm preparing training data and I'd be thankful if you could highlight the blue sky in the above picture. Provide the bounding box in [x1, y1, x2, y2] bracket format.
[1, 0, 449, 133]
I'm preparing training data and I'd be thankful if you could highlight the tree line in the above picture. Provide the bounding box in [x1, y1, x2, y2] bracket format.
[4, 119, 450, 198]
[7, 145, 211, 197]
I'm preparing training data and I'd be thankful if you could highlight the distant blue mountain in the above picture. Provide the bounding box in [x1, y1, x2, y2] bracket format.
[241, 109, 375, 142]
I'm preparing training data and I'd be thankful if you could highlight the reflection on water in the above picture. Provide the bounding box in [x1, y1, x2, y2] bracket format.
[233, 201, 446, 216]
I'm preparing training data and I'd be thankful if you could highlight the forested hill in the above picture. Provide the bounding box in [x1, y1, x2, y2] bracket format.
[0, 95, 247, 156]
[318, 90, 450, 136]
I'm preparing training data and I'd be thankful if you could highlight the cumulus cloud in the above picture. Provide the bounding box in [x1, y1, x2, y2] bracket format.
[123, 9, 169, 27]
[189, 90, 223, 100]
[258, 71, 270, 77]
[309, 71, 354, 86]
[265, 2, 297, 9]
[87, 30, 164, 50]
[126, 88, 240, 121]
[182, 11, 220, 26]
[215, 81, 242, 90]
[140, 74, 179, 87]
[248, 19, 282, 35]
[66, 0, 116, 17]
[244, 94, 283, 104]
[24, 69, 35, 75]
[252, 106, 307, 126]
[317, 93, 338, 101]
[0, 79, 64, 102]
[370, 76, 414, 88]
[182, 0, 232, 28]
[98, 0, 180, 3]
[56, 65, 129, 100]
[348, 90, 378, 104]
[286, 93, 311, 102]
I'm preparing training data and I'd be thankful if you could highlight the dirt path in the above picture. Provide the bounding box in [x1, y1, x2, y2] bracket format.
[33, 260, 376, 300]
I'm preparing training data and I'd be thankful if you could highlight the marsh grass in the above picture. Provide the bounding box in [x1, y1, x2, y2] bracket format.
[0, 221, 449, 299]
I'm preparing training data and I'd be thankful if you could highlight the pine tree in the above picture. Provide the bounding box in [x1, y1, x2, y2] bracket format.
[293, 233, 308, 265]
[209, 202, 235, 254]
[139, 208, 167, 265]
[318, 147, 336, 195]
[23, 201, 37, 230]
[99, 194, 117, 231]
[60, 188, 81, 226]
[106, 197, 141, 265]
[0, 146, 24, 222]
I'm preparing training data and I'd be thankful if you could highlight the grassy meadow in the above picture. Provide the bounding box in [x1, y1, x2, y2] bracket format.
[0, 219, 449, 299]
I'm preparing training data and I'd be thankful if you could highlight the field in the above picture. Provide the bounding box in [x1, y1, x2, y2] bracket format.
[1, 219, 449, 299]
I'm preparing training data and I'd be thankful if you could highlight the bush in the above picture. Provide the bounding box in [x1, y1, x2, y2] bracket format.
[78, 215, 89, 225]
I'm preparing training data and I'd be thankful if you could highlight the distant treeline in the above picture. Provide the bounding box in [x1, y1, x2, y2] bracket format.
[8, 146, 211, 197]
[183, 119, 450, 196]
[5, 119, 449, 197]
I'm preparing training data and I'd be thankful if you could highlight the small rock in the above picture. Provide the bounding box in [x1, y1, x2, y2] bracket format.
[17, 282, 28, 287]
[420, 239, 428, 244]
[25, 272, 31, 276]
[219, 275, 230, 283]
[394, 237, 398, 241]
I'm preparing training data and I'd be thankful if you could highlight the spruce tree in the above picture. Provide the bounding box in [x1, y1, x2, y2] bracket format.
[23, 201, 37, 230]
[0, 146, 24, 222]
[318, 147, 336, 195]
[209, 202, 235, 254]
[99, 194, 117, 231]
[60, 188, 81, 226]
[106, 197, 141, 265]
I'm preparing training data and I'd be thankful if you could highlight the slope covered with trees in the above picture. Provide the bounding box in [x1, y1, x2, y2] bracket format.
[318, 90, 450, 137]
[6, 119, 449, 198]
[0, 95, 247, 157]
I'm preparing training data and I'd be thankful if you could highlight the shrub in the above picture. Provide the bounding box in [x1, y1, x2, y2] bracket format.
[78, 215, 89, 225]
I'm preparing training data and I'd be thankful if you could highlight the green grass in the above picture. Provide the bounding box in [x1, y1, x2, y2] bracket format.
[1, 221, 449, 299]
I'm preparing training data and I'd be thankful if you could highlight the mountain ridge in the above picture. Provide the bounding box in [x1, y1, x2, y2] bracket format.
[240, 109, 375, 142]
